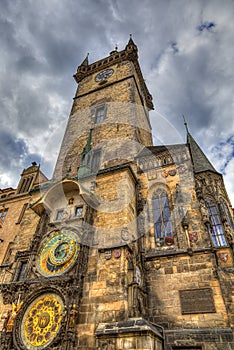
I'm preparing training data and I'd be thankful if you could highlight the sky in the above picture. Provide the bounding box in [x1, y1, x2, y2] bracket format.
[0, 0, 233, 205]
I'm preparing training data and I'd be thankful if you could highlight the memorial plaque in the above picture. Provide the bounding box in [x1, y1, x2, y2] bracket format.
[179, 288, 216, 314]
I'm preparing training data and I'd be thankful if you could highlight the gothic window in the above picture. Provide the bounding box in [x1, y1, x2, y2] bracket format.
[0, 208, 8, 227]
[95, 105, 106, 123]
[56, 210, 64, 221]
[152, 189, 173, 244]
[205, 197, 227, 247]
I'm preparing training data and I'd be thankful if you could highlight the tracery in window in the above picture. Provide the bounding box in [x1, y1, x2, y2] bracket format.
[152, 189, 173, 245]
[205, 197, 227, 247]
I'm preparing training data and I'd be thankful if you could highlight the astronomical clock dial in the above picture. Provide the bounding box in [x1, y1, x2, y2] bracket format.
[36, 229, 80, 277]
[19, 293, 64, 350]
[95, 69, 114, 82]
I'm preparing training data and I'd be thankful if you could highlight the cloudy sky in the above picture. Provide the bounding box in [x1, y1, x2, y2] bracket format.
[0, 0, 234, 205]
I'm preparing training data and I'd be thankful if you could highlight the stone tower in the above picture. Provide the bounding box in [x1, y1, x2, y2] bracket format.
[0, 38, 233, 350]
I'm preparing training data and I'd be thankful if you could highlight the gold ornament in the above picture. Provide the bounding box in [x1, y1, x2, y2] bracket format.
[21, 293, 64, 349]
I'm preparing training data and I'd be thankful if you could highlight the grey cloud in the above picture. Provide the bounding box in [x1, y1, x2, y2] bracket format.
[0, 0, 233, 204]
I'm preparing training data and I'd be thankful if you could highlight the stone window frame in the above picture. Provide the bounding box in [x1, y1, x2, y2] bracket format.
[14, 260, 28, 282]
[1, 242, 14, 266]
[18, 176, 34, 194]
[55, 209, 64, 221]
[151, 186, 173, 246]
[91, 149, 102, 173]
[16, 203, 28, 224]
[75, 206, 83, 217]
[205, 196, 227, 247]
[94, 104, 107, 124]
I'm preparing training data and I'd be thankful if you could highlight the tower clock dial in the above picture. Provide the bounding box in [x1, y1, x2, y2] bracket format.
[19, 293, 64, 350]
[95, 69, 114, 82]
[36, 229, 80, 277]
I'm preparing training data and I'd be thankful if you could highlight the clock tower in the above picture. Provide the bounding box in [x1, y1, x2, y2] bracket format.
[0, 37, 233, 350]
[53, 36, 153, 181]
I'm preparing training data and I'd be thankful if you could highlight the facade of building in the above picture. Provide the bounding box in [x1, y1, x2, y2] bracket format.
[0, 38, 233, 350]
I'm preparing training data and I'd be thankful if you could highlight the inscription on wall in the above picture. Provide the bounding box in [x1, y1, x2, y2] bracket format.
[179, 288, 216, 314]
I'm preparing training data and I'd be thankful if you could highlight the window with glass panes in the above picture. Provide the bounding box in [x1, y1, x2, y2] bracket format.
[205, 197, 227, 247]
[95, 105, 106, 123]
[152, 189, 172, 240]
[56, 210, 64, 221]
[75, 207, 83, 217]
[92, 149, 101, 172]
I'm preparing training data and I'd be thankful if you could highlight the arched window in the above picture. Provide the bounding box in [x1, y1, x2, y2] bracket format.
[152, 189, 172, 243]
[205, 197, 227, 247]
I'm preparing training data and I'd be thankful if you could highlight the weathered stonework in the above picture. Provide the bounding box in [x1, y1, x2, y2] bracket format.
[0, 39, 233, 350]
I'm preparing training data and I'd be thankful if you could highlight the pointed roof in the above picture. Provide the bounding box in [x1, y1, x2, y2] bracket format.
[187, 132, 218, 174]
[80, 53, 89, 67]
[125, 34, 138, 51]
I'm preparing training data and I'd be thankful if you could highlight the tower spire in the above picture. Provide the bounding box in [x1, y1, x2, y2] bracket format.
[81, 53, 89, 67]
[125, 34, 138, 53]
[182, 115, 189, 134]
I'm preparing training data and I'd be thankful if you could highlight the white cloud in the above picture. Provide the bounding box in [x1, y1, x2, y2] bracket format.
[0, 0, 233, 206]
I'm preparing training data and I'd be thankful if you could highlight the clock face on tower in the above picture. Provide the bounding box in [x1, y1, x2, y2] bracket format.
[36, 229, 80, 277]
[95, 68, 114, 82]
[19, 293, 64, 349]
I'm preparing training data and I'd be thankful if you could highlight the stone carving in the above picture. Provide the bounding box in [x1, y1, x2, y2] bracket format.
[224, 222, 234, 247]
[4, 302, 23, 333]
[69, 304, 78, 328]
[200, 199, 209, 224]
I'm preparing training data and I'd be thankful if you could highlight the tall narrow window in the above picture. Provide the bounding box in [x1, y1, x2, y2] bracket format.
[152, 189, 172, 243]
[0, 208, 8, 227]
[92, 149, 101, 172]
[16, 261, 27, 281]
[18, 176, 33, 194]
[95, 105, 106, 123]
[205, 197, 227, 247]
[3, 243, 14, 265]
[16, 203, 28, 224]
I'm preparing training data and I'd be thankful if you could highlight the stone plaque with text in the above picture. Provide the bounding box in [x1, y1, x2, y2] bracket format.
[179, 288, 216, 314]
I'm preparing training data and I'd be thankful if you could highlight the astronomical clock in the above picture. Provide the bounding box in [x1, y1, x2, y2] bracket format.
[8, 219, 88, 350]
[14, 292, 65, 349]
[36, 229, 80, 277]
[0, 182, 91, 350]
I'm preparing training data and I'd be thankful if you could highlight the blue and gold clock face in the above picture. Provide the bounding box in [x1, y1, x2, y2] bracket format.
[36, 230, 80, 277]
